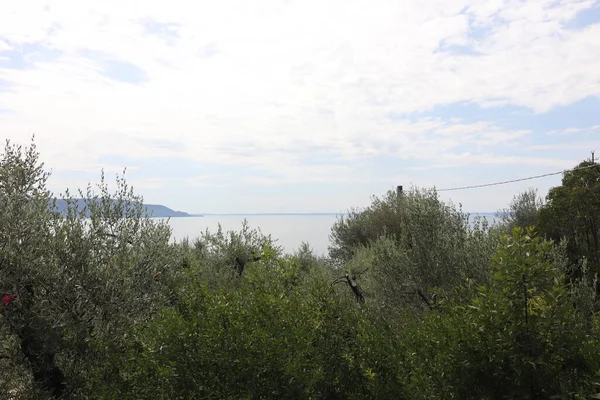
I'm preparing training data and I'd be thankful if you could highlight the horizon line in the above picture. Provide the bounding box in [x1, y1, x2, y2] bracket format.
[186, 211, 500, 216]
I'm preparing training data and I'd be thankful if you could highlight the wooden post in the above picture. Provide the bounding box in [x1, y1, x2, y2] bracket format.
[397, 185, 403, 197]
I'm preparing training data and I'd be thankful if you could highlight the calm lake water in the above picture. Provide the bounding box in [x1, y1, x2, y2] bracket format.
[160, 213, 499, 257]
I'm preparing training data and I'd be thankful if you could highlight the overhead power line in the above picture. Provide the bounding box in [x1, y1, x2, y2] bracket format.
[436, 162, 600, 192]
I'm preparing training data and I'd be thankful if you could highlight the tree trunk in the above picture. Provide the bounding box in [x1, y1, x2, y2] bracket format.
[19, 325, 67, 398]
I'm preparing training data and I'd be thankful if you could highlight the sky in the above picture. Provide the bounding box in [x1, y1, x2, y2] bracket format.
[0, 0, 599, 214]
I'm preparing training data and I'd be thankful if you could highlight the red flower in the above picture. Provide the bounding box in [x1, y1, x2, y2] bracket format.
[3, 295, 15, 305]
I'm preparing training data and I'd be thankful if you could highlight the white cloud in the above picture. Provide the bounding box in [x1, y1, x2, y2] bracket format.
[529, 140, 600, 150]
[546, 125, 600, 135]
[0, 0, 599, 210]
[440, 153, 576, 168]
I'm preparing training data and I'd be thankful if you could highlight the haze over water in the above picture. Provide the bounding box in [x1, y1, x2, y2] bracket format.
[162, 213, 499, 256]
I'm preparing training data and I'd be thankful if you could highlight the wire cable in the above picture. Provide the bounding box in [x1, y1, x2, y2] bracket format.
[436, 162, 600, 192]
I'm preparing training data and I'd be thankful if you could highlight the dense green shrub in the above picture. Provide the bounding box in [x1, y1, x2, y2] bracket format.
[2, 140, 600, 399]
[497, 188, 544, 232]
[404, 228, 600, 399]
[0, 139, 174, 397]
[111, 251, 406, 399]
[174, 219, 281, 291]
[330, 187, 499, 316]
[538, 160, 600, 283]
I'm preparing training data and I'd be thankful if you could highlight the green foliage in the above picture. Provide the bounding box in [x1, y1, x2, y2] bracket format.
[498, 188, 543, 232]
[0, 139, 174, 397]
[538, 161, 600, 282]
[405, 228, 600, 399]
[3, 139, 600, 399]
[330, 187, 498, 315]
[173, 219, 281, 291]
[112, 254, 406, 399]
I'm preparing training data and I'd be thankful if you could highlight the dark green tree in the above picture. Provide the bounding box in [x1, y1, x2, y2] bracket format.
[405, 228, 600, 399]
[538, 160, 600, 281]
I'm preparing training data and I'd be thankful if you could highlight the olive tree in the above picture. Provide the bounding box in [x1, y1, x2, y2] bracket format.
[329, 187, 499, 316]
[497, 188, 543, 232]
[0, 139, 174, 397]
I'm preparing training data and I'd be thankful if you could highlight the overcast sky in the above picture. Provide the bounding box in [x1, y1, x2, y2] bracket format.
[1, 0, 599, 214]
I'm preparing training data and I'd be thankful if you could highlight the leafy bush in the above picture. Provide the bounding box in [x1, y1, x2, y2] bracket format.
[112, 251, 406, 399]
[497, 188, 544, 232]
[2, 139, 600, 399]
[0, 139, 174, 397]
[538, 160, 600, 284]
[330, 187, 499, 316]
[404, 228, 600, 399]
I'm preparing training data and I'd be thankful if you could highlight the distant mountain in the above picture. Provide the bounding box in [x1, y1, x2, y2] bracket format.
[141, 204, 191, 217]
[51, 199, 191, 218]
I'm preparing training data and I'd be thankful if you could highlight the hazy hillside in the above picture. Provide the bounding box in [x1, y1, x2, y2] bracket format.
[51, 199, 191, 218]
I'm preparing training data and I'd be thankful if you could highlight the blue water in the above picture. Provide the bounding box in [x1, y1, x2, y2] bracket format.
[162, 213, 499, 257]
